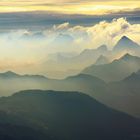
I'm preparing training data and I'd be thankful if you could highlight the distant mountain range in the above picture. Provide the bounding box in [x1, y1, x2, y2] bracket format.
[0, 90, 139, 140]
[45, 35, 140, 78]
[0, 71, 47, 80]
[0, 54, 140, 118]
[82, 53, 140, 82]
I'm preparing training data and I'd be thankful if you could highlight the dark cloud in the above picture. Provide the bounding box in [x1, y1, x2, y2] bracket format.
[0, 11, 139, 31]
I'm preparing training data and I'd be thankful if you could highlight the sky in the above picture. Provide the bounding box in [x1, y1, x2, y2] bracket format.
[0, 17, 140, 77]
[0, 0, 140, 15]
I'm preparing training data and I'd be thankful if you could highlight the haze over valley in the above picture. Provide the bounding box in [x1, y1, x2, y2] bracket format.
[0, 1, 140, 140]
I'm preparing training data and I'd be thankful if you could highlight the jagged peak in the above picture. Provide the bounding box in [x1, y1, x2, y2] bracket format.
[120, 36, 131, 41]
[120, 53, 140, 61]
[113, 35, 140, 51]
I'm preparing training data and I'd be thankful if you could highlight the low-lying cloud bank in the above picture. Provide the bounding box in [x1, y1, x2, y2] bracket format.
[0, 17, 140, 76]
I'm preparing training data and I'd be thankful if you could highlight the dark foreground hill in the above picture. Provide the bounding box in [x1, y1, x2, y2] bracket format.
[0, 70, 139, 118]
[0, 123, 50, 140]
[0, 90, 139, 140]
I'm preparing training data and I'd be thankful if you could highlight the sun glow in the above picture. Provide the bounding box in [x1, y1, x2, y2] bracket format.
[0, 1, 139, 15]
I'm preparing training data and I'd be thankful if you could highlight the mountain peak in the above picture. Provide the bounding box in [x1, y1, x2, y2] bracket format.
[121, 36, 131, 41]
[113, 36, 140, 51]
[120, 53, 140, 61]
[95, 55, 109, 65]
[97, 45, 108, 51]
[118, 36, 134, 43]
[122, 53, 132, 58]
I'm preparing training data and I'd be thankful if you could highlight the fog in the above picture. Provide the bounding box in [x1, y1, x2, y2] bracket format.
[0, 17, 140, 78]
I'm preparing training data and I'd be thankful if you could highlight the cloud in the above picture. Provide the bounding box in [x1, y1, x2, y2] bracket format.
[0, 17, 140, 76]
[53, 22, 70, 31]
[0, 0, 140, 16]
[1, 17, 140, 53]
[60, 17, 140, 48]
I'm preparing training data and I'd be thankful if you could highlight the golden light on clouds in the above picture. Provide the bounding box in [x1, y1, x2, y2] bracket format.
[0, 0, 140, 15]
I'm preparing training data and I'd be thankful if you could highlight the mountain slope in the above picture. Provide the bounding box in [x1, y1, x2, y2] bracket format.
[0, 71, 49, 96]
[82, 53, 140, 82]
[113, 36, 140, 52]
[0, 90, 139, 140]
[0, 123, 49, 140]
[44, 45, 109, 78]
[104, 70, 140, 117]
[94, 55, 109, 65]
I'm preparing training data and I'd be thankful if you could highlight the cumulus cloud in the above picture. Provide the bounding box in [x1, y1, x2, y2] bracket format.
[60, 17, 140, 49]
[53, 22, 70, 31]
[1, 17, 140, 51]
[46, 18, 140, 50]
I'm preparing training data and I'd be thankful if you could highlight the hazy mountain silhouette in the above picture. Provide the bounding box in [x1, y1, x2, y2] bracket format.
[44, 44, 110, 78]
[94, 55, 109, 65]
[0, 71, 47, 80]
[0, 69, 140, 118]
[82, 53, 140, 82]
[56, 74, 107, 98]
[0, 90, 139, 140]
[49, 72, 140, 118]
[113, 36, 140, 52]
[0, 71, 19, 78]
[43, 36, 140, 79]
[79, 45, 108, 60]
[123, 70, 140, 82]
[0, 71, 50, 96]
[104, 70, 140, 118]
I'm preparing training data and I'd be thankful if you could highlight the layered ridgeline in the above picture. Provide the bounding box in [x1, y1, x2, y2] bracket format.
[106, 70, 140, 118]
[94, 55, 110, 65]
[0, 71, 50, 96]
[0, 90, 139, 140]
[44, 36, 140, 78]
[1, 53, 140, 87]
[82, 53, 140, 82]
[0, 71, 107, 98]
[0, 55, 140, 118]
[44, 45, 109, 78]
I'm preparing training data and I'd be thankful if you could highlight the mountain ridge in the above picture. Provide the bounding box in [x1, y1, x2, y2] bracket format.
[0, 90, 139, 140]
[113, 36, 140, 51]
[82, 53, 140, 82]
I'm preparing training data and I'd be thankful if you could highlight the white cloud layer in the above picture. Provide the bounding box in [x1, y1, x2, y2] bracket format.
[0, 17, 140, 75]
